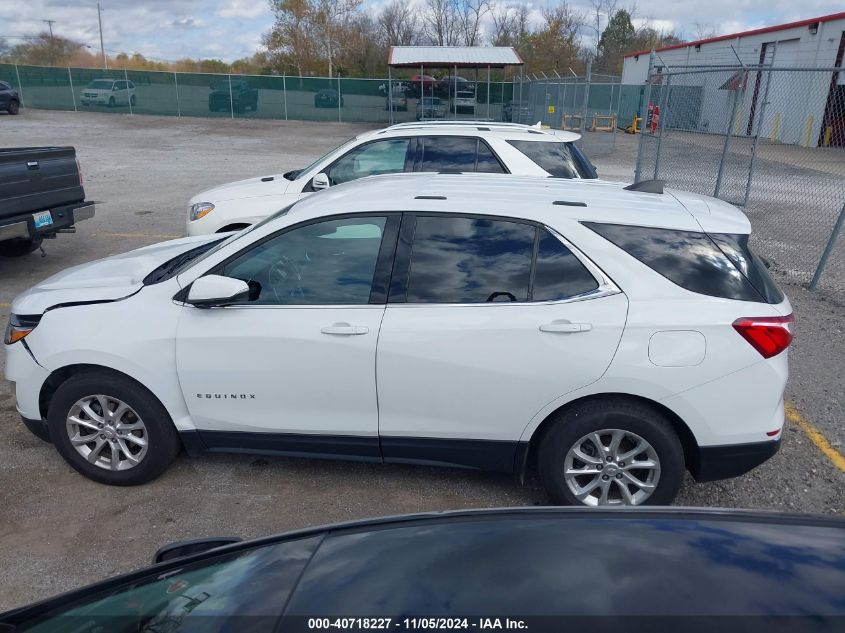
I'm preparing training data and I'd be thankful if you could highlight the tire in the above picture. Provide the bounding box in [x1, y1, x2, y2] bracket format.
[537, 399, 684, 506]
[47, 371, 181, 486]
[108, 97, 115, 107]
[8, 99, 20, 115]
[0, 237, 42, 257]
[130, 95, 136, 107]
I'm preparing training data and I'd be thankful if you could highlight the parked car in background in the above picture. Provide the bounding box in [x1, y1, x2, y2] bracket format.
[416, 96, 447, 120]
[3, 509, 842, 628]
[314, 88, 343, 108]
[409, 74, 438, 96]
[208, 79, 258, 113]
[378, 81, 410, 96]
[0, 147, 95, 257]
[437, 75, 475, 97]
[385, 89, 407, 111]
[450, 89, 476, 114]
[186, 121, 597, 235]
[79, 78, 135, 107]
[0, 80, 21, 115]
[503, 100, 532, 123]
[7, 172, 791, 505]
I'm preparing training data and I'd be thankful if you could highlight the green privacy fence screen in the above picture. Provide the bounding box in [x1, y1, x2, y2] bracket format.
[0, 63, 651, 130]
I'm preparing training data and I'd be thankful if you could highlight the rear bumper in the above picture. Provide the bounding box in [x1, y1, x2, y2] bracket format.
[692, 439, 781, 482]
[0, 202, 94, 243]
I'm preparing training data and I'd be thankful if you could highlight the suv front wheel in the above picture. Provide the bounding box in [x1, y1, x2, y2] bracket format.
[47, 371, 181, 485]
[538, 399, 685, 506]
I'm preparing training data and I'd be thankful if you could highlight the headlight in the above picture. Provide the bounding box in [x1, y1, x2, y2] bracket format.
[4, 314, 40, 345]
[189, 202, 215, 221]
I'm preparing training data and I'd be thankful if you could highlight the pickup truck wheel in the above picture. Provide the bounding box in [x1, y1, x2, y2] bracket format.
[538, 399, 684, 507]
[108, 97, 116, 107]
[8, 99, 20, 115]
[48, 372, 181, 486]
[130, 95, 136, 107]
[0, 237, 42, 257]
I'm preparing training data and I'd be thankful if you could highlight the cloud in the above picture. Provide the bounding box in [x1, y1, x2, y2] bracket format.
[218, 0, 271, 19]
[1, 0, 842, 64]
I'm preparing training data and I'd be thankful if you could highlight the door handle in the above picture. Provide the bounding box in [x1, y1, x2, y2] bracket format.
[539, 320, 592, 333]
[321, 322, 369, 335]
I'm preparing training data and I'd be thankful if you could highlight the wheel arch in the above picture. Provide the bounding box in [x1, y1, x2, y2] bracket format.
[521, 392, 699, 479]
[39, 363, 172, 425]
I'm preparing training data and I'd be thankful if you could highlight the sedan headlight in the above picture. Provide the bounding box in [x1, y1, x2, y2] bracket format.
[189, 202, 215, 221]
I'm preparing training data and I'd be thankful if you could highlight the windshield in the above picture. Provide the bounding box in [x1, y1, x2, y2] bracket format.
[285, 136, 357, 181]
[86, 80, 114, 90]
[422, 98, 442, 105]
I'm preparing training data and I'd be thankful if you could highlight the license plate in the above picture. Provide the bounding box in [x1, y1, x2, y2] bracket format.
[33, 210, 53, 229]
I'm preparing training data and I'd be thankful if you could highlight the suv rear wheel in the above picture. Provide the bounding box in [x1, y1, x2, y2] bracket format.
[8, 99, 20, 115]
[47, 371, 181, 485]
[538, 399, 684, 506]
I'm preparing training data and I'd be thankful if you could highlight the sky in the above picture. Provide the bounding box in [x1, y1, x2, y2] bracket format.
[1, 0, 843, 64]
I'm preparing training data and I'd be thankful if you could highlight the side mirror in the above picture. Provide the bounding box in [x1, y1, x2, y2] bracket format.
[311, 172, 330, 190]
[153, 537, 242, 564]
[187, 275, 250, 307]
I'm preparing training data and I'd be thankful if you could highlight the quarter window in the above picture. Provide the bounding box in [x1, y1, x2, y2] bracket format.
[221, 216, 388, 305]
[327, 139, 411, 186]
[533, 229, 599, 300]
[405, 216, 535, 303]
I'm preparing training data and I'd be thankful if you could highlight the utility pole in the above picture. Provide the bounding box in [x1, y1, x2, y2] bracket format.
[97, 3, 108, 70]
[42, 19, 56, 66]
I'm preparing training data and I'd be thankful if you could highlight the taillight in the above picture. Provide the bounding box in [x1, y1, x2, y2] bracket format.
[76, 158, 83, 185]
[732, 314, 794, 359]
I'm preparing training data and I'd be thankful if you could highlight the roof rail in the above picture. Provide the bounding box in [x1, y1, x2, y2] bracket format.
[624, 179, 665, 194]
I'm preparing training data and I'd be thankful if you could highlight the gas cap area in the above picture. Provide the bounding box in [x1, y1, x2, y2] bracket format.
[648, 330, 706, 367]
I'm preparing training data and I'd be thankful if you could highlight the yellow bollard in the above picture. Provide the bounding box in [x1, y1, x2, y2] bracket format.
[802, 115, 815, 147]
[823, 126, 832, 147]
[770, 113, 781, 143]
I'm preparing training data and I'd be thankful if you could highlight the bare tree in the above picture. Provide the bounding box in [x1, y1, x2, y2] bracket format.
[378, 0, 420, 47]
[423, 0, 461, 46]
[313, 0, 362, 77]
[455, 0, 489, 46]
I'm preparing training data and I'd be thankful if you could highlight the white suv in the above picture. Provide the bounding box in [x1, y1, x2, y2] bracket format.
[5, 174, 791, 506]
[187, 121, 597, 236]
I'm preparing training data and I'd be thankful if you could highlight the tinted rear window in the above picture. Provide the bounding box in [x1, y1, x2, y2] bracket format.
[710, 233, 784, 304]
[584, 223, 778, 303]
[507, 140, 586, 179]
[420, 137, 478, 172]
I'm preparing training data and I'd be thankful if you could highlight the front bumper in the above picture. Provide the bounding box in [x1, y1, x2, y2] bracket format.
[4, 341, 50, 421]
[692, 439, 781, 482]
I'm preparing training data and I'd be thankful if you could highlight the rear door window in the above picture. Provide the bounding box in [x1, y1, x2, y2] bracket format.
[584, 222, 774, 302]
[404, 215, 535, 303]
[419, 137, 479, 172]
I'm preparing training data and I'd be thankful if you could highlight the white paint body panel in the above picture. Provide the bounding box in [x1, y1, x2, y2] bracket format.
[377, 294, 628, 441]
[5, 173, 791, 465]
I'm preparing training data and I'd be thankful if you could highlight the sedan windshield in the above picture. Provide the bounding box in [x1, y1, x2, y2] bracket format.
[86, 80, 114, 90]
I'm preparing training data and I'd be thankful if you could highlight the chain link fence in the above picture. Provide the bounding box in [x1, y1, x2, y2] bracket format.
[634, 59, 845, 294]
[0, 62, 522, 124]
[513, 67, 643, 157]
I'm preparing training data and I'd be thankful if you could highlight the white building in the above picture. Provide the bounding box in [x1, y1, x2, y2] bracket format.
[621, 12, 845, 147]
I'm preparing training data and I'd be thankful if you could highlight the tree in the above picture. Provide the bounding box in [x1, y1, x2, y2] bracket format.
[378, 1, 419, 47]
[312, 0, 363, 77]
[522, 4, 583, 74]
[596, 8, 635, 73]
[455, 0, 489, 47]
[264, 0, 320, 76]
[7, 32, 84, 66]
[423, 0, 460, 46]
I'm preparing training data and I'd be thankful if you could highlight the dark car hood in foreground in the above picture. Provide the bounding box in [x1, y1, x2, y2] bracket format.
[2, 507, 844, 630]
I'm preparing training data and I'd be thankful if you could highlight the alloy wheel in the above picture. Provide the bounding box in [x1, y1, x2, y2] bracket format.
[564, 429, 661, 506]
[66, 395, 148, 471]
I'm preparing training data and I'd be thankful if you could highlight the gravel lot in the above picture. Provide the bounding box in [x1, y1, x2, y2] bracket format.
[1, 110, 843, 611]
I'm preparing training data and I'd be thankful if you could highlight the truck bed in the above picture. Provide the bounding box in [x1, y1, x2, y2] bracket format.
[0, 147, 85, 221]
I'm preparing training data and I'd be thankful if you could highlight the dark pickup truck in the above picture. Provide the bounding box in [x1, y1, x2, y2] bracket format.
[0, 147, 95, 257]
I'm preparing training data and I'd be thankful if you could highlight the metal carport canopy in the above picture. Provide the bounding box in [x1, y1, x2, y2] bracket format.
[388, 46, 524, 68]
